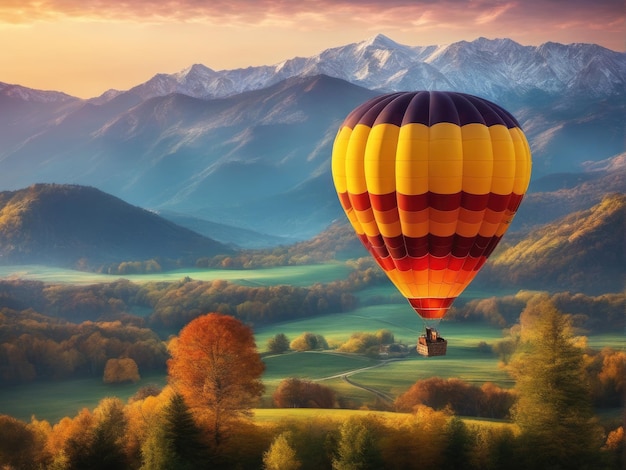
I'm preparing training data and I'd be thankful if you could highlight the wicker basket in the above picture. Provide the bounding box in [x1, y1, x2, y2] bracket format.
[417, 328, 448, 356]
[417, 337, 448, 356]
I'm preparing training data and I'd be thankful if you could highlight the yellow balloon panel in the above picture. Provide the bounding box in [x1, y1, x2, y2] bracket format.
[331, 91, 532, 321]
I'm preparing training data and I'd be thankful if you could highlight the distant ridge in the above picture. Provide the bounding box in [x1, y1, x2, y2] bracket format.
[0, 184, 232, 269]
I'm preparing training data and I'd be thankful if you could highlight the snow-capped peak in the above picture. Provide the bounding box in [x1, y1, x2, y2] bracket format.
[72, 36, 626, 102]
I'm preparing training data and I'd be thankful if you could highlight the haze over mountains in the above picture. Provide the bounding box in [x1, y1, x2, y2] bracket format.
[0, 34, 624, 241]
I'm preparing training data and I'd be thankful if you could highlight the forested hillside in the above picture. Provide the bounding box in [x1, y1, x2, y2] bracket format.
[482, 193, 625, 293]
[0, 184, 231, 268]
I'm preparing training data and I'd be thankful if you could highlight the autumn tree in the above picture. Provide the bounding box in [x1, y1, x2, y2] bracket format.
[587, 347, 626, 407]
[338, 329, 395, 356]
[103, 357, 140, 384]
[168, 313, 265, 447]
[60, 398, 129, 470]
[272, 417, 336, 469]
[379, 406, 449, 469]
[273, 378, 336, 408]
[267, 333, 290, 354]
[395, 377, 514, 419]
[263, 431, 301, 470]
[0, 415, 42, 469]
[332, 415, 383, 470]
[508, 296, 604, 468]
[290, 332, 328, 351]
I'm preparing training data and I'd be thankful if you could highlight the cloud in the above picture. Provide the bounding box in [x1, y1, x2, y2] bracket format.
[0, 0, 622, 52]
[475, 2, 516, 25]
[1, 0, 621, 27]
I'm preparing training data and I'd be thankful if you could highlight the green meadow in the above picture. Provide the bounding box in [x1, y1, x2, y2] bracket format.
[0, 373, 168, 424]
[0, 262, 622, 424]
[0, 300, 510, 423]
[258, 303, 513, 406]
[0, 263, 353, 287]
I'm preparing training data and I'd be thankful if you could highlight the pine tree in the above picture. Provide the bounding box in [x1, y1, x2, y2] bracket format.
[65, 398, 128, 470]
[508, 297, 604, 469]
[141, 393, 209, 470]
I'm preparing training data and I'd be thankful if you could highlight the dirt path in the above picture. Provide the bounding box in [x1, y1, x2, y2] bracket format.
[341, 374, 395, 404]
[315, 357, 399, 404]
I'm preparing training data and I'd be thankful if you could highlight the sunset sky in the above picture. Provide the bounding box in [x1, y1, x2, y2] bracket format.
[1, 0, 623, 98]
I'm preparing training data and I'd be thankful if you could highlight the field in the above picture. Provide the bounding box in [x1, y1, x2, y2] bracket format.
[0, 295, 512, 423]
[252, 408, 519, 434]
[0, 262, 622, 424]
[0, 263, 353, 287]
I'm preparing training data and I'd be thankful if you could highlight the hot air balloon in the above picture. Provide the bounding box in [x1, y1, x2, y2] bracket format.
[331, 91, 532, 356]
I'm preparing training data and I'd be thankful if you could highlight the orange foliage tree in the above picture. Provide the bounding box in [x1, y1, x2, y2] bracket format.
[102, 358, 140, 384]
[167, 313, 265, 446]
[273, 378, 336, 409]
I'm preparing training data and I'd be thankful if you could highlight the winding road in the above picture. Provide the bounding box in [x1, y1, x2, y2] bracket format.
[315, 356, 399, 404]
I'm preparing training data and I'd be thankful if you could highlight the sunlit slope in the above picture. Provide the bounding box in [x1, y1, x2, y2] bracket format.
[484, 193, 625, 292]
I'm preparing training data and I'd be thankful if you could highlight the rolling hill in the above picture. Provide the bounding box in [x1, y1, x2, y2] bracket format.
[0, 184, 232, 269]
[480, 193, 625, 293]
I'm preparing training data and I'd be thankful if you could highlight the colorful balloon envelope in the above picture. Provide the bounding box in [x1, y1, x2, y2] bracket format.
[331, 91, 532, 324]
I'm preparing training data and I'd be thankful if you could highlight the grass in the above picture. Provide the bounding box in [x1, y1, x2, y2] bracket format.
[252, 408, 519, 434]
[0, 262, 352, 287]
[252, 407, 402, 423]
[264, 351, 377, 383]
[0, 372, 167, 424]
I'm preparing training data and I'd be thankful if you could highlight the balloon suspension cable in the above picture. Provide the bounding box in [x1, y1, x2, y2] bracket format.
[420, 317, 441, 333]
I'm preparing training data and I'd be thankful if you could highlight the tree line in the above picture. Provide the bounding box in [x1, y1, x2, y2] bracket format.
[0, 308, 167, 384]
[96, 221, 365, 274]
[446, 289, 625, 331]
[0, 265, 382, 332]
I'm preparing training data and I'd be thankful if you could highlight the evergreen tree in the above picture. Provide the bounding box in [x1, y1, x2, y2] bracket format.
[442, 417, 472, 469]
[65, 398, 128, 470]
[141, 393, 209, 470]
[508, 297, 604, 469]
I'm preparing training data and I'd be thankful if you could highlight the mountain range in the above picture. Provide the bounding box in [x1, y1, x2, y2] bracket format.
[114, 34, 626, 102]
[0, 34, 624, 241]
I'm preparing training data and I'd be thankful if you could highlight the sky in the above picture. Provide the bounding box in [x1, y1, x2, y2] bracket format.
[1, 0, 623, 98]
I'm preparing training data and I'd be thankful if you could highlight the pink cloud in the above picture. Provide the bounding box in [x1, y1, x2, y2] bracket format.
[0, 0, 622, 50]
[0, 0, 620, 25]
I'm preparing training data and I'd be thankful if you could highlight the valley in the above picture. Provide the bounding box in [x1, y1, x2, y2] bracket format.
[0, 265, 620, 424]
[0, 32, 624, 468]
[0, 302, 514, 423]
